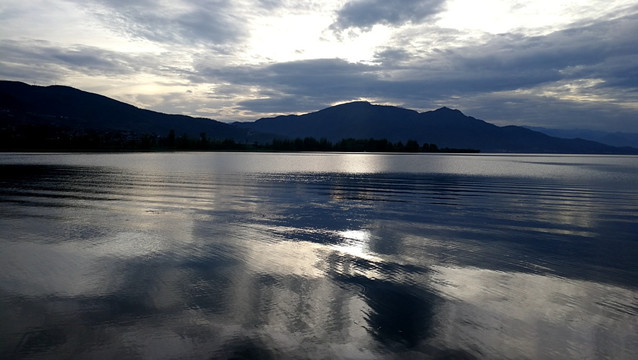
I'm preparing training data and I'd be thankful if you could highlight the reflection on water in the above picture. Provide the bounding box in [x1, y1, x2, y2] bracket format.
[1, 153, 637, 359]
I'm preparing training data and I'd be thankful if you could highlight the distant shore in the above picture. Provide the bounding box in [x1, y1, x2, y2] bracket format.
[0, 136, 480, 154]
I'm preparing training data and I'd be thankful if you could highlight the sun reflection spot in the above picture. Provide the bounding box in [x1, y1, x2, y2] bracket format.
[333, 229, 380, 261]
[339, 230, 370, 241]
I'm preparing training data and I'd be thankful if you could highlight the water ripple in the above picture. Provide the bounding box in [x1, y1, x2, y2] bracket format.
[1, 153, 637, 359]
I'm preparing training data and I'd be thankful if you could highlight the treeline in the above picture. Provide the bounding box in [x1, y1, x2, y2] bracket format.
[0, 124, 479, 153]
[0, 124, 241, 151]
[269, 137, 478, 153]
[159, 134, 478, 153]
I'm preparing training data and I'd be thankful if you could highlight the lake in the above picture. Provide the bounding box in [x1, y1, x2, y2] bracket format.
[1, 152, 637, 359]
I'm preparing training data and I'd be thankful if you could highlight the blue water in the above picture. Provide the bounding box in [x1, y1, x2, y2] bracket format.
[1, 152, 637, 359]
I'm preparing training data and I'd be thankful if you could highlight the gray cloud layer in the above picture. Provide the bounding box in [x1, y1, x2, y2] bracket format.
[0, 40, 137, 83]
[75, 0, 246, 45]
[199, 13, 637, 105]
[0, 39, 182, 82]
[332, 0, 446, 30]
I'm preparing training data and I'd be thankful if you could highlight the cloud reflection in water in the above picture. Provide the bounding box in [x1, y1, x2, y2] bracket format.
[1, 153, 637, 359]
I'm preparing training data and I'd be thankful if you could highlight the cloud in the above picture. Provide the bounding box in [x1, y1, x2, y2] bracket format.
[231, 14, 628, 98]
[373, 48, 411, 66]
[237, 96, 331, 114]
[255, 0, 288, 10]
[446, 89, 638, 131]
[191, 12, 638, 127]
[0, 40, 169, 78]
[73, 0, 246, 46]
[332, 0, 446, 30]
[196, 58, 382, 113]
[0, 40, 148, 85]
[444, 14, 638, 98]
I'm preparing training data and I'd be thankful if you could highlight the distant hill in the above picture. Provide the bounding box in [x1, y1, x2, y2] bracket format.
[0, 81, 269, 145]
[525, 126, 638, 149]
[236, 101, 638, 154]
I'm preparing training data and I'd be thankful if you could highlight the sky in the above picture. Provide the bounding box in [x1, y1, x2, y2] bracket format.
[1, 0, 637, 131]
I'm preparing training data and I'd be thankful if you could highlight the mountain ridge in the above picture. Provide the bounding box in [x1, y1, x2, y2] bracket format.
[2, 80, 637, 154]
[237, 101, 638, 154]
[0, 80, 268, 142]
[525, 126, 638, 148]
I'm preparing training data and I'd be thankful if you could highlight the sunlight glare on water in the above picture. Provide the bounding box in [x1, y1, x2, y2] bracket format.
[333, 229, 378, 261]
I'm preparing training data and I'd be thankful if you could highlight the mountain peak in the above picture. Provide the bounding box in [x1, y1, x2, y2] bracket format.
[0, 80, 256, 141]
[332, 101, 373, 108]
[433, 106, 464, 115]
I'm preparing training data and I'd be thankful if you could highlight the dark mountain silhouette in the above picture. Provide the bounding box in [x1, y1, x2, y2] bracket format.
[0, 80, 268, 144]
[236, 101, 638, 154]
[2, 80, 636, 153]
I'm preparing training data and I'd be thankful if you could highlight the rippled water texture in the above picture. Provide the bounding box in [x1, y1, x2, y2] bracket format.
[1, 152, 637, 359]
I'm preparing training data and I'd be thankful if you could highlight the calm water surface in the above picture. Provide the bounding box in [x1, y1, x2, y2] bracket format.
[1, 152, 637, 359]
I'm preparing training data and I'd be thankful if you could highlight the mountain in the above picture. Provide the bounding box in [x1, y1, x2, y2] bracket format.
[236, 101, 638, 154]
[2, 80, 636, 153]
[0, 80, 269, 144]
[525, 126, 638, 149]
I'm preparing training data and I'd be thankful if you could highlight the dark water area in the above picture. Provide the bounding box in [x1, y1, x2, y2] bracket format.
[1, 152, 637, 359]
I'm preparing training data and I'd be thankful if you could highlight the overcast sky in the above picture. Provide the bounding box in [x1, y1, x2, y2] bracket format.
[1, 0, 637, 131]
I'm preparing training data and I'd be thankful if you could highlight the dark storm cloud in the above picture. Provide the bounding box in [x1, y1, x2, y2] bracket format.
[332, 0, 446, 30]
[75, 0, 245, 45]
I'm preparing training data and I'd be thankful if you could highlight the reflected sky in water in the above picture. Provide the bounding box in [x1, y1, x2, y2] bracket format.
[1, 152, 637, 359]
